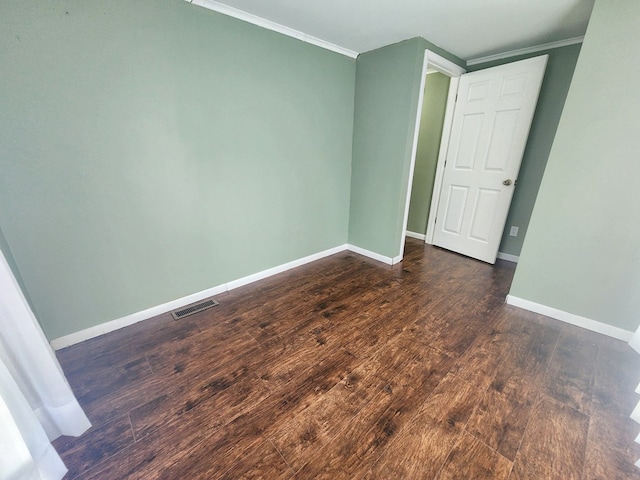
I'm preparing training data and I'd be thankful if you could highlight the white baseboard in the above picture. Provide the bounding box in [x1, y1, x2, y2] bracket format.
[496, 252, 519, 263]
[52, 242, 406, 349]
[405, 231, 426, 241]
[50, 283, 229, 350]
[347, 244, 396, 265]
[506, 295, 633, 342]
[226, 244, 347, 290]
[51, 244, 348, 350]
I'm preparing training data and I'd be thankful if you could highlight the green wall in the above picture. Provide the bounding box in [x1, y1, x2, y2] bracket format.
[510, 0, 640, 331]
[407, 72, 450, 235]
[0, 225, 35, 313]
[0, 227, 18, 281]
[468, 44, 582, 256]
[349, 38, 464, 259]
[0, 0, 355, 339]
[349, 39, 578, 260]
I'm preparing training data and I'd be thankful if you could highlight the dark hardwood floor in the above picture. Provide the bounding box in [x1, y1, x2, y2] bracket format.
[53, 238, 640, 479]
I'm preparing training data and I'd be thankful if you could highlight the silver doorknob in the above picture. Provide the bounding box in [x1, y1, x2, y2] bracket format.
[503, 179, 513, 186]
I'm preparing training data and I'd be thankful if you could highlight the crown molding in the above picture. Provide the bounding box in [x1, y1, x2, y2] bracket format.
[185, 0, 359, 58]
[466, 36, 584, 66]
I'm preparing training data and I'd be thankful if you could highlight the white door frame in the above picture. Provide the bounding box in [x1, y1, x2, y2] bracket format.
[398, 49, 466, 260]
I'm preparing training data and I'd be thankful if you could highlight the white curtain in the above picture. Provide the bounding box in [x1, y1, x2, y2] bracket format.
[0, 251, 91, 480]
[629, 329, 640, 467]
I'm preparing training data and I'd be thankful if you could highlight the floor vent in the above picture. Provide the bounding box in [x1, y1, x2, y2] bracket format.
[171, 298, 219, 320]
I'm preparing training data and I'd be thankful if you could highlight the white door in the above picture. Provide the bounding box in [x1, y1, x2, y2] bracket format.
[432, 55, 547, 264]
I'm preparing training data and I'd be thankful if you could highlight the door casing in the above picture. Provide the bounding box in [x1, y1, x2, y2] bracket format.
[398, 50, 466, 260]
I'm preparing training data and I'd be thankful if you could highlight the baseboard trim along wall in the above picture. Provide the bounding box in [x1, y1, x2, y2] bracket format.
[346, 244, 397, 265]
[405, 231, 426, 241]
[506, 295, 633, 342]
[391, 254, 403, 265]
[225, 244, 347, 290]
[50, 283, 228, 350]
[51, 244, 348, 349]
[51, 242, 403, 349]
[496, 252, 519, 263]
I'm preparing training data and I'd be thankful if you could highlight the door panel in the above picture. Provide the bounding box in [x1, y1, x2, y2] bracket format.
[485, 110, 519, 171]
[455, 114, 484, 169]
[442, 185, 469, 234]
[469, 188, 500, 242]
[432, 55, 548, 263]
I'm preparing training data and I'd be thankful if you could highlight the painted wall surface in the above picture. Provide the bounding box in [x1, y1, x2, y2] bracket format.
[510, 0, 640, 331]
[0, 227, 17, 280]
[407, 72, 450, 235]
[468, 44, 581, 256]
[0, 0, 355, 339]
[349, 38, 463, 259]
[0, 226, 35, 313]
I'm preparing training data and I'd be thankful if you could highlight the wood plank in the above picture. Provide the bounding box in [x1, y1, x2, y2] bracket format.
[294, 349, 455, 479]
[492, 317, 560, 389]
[79, 414, 253, 480]
[147, 328, 260, 377]
[232, 262, 390, 346]
[510, 394, 589, 480]
[215, 252, 378, 326]
[464, 318, 559, 461]
[267, 339, 417, 470]
[81, 348, 357, 479]
[541, 328, 598, 414]
[329, 291, 429, 360]
[71, 356, 153, 402]
[437, 431, 512, 480]
[80, 332, 260, 426]
[52, 415, 134, 479]
[129, 373, 271, 440]
[255, 331, 355, 392]
[448, 311, 521, 390]
[451, 312, 560, 392]
[362, 374, 482, 479]
[466, 384, 538, 461]
[218, 440, 294, 480]
[414, 291, 503, 357]
[592, 338, 640, 415]
[56, 313, 203, 379]
[583, 411, 640, 480]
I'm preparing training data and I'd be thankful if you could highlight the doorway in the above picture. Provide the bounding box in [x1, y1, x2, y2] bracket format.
[401, 51, 547, 265]
[399, 50, 464, 259]
[406, 71, 451, 241]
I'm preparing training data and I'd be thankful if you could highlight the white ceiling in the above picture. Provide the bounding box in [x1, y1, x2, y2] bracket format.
[202, 0, 595, 61]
